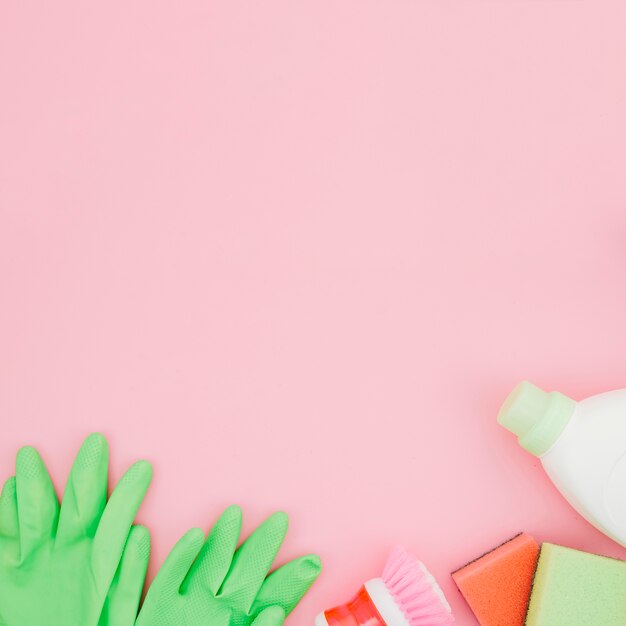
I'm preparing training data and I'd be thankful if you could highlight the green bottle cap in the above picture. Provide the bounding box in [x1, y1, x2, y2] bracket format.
[497, 381, 576, 456]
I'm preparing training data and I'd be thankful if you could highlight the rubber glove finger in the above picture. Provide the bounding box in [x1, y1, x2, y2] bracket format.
[251, 554, 321, 616]
[92, 460, 152, 589]
[251, 606, 286, 626]
[16, 446, 59, 558]
[57, 433, 109, 543]
[99, 525, 150, 626]
[146, 527, 205, 601]
[0, 476, 18, 538]
[219, 511, 288, 612]
[184, 505, 242, 595]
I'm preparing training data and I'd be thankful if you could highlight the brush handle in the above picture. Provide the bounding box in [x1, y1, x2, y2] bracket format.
[320, 585, 387, 626]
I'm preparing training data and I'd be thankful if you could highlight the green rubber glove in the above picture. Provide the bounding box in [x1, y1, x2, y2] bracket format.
[98, 524, 151, 626]
[0, 433, 152, 626]
[136, 506, 321, 626]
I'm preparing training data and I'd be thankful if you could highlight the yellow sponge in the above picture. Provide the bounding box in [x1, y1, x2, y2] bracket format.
[526, 543, 626, 625]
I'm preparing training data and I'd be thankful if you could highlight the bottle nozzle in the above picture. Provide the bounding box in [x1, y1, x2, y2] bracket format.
[498, 381, 576, 456]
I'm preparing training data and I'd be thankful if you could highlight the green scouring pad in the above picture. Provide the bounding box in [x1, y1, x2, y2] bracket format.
[525, 543, 626, 625]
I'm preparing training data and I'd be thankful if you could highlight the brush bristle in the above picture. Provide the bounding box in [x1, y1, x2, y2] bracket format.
[382, 546, 454, 626]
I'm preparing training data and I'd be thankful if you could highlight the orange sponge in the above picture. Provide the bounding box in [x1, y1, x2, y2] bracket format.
[452, 533, 540, 626]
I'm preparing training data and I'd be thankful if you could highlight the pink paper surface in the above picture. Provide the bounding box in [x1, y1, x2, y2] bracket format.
[1, 2, 626, 624]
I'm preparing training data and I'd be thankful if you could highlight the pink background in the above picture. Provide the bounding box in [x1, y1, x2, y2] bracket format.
[1, 1, 626, 624]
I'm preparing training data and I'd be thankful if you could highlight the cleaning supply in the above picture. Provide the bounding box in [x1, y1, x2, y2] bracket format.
[0, 433, 152, 626]
[498, 381, 626, 547]
[316, 546, 453, 626]
[136, 505, 321, 626]
[525, 543, 626, 625]
[452, 533, 539, 626]
[99, 524, 151, 626]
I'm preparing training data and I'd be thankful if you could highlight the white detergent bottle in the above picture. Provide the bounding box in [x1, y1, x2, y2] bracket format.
[498, 381, 626, 548]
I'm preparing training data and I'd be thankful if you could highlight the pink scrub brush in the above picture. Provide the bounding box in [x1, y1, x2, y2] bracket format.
[316, 546, 454, 626]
